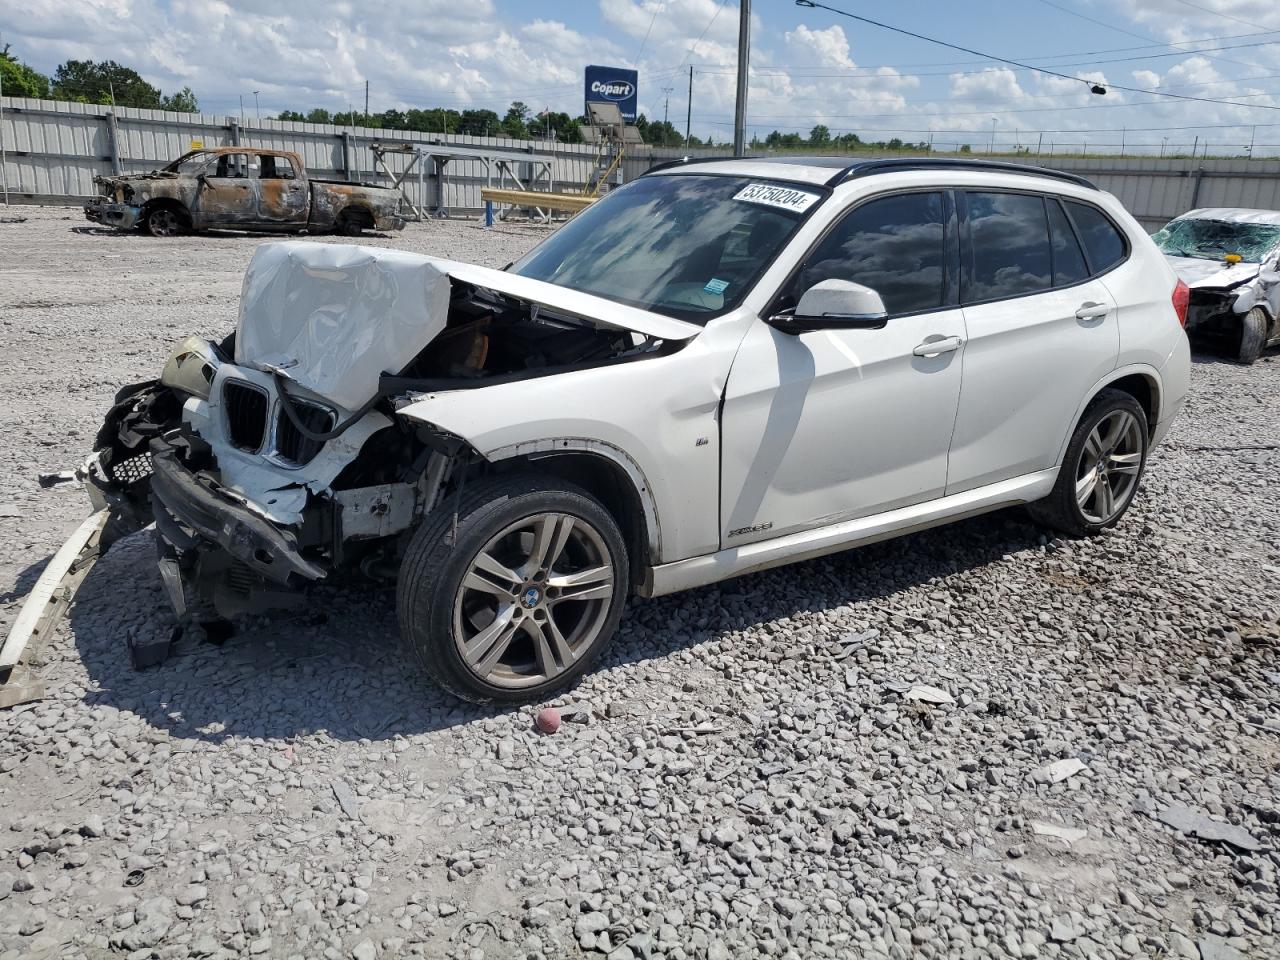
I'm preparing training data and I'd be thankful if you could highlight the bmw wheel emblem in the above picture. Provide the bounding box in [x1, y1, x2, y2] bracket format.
[522, 587, 541, 609]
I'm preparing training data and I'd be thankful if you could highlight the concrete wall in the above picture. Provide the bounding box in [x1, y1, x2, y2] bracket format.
[6, 96, 1280, 228]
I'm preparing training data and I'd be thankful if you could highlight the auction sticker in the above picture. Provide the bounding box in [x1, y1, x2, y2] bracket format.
[733, 182, 820, 213]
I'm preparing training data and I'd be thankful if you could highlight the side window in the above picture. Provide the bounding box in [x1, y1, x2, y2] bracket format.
[260, 155, 295, 180]
[796, 192, 947, 316]
[963, 192, 1052, 302]
[212, 154, 248, 179]
[1064, 201, 1127, 274]
[1048, 198, 1089, 287]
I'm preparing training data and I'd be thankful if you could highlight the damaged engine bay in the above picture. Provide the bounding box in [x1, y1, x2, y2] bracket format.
[81, 242, 679, 646]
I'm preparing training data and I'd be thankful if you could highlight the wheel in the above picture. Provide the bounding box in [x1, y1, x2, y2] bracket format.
[145, 206, 186, 237]
[1238, 306, 1269, 365]
[1029, 388, 1148, 538]
[335, 213, 364, 237]
[397, 473, 629, 703]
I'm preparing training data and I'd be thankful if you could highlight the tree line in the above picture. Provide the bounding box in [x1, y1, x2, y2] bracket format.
[1, 46, 198, 112]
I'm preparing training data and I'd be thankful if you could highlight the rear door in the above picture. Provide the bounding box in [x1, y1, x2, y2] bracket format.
[946, 190, 1120, 494]
[257, 154, 308, 224]
[195, 153, 260, 225]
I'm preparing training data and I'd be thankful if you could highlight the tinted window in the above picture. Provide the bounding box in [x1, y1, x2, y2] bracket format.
[796, 192, 947, 316]
[1065, 201, 1126, 273]
[1048, 199, 1089, 287]
[964, 192, 1052, 302]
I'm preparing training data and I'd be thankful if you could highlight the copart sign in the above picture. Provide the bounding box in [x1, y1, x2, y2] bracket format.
[585, 65, 639, 122]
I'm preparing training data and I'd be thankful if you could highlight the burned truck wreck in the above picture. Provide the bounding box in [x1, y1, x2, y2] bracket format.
[81, 242, 697, 676]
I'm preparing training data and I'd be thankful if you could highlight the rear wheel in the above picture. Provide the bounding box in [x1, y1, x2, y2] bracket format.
[1030, 388, 1148, 538]
[335, 210, 369, 236]
[145, 206, 186, 237]
[397, 473, 629, 703]
[1238, 306, 1269, 365]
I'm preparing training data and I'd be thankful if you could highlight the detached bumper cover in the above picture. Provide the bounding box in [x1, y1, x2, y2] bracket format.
[149, 444, 325, 585]
[84, 199, 142, 229]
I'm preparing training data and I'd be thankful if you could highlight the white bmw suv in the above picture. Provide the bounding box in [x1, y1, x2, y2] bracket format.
[30, 157, 1191, 703]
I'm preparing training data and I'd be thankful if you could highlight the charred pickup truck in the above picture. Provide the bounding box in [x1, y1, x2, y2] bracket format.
[1152, 207, 1280, 364]
[85, 147, 405, 237]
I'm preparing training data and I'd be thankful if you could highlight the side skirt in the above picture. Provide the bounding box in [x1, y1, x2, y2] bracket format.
[639, 468, 1058, 598]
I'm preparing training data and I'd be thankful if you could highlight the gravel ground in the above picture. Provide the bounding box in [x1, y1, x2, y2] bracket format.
[1, 205, 1278, 960]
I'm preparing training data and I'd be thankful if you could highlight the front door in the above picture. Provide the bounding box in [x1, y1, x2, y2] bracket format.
[195, 153, 259, 224]
[720, 190, 966, 546]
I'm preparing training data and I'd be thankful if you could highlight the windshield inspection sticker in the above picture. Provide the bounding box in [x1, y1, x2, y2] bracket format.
[733, 182, 820, 213]
[704, 278, 730, 295]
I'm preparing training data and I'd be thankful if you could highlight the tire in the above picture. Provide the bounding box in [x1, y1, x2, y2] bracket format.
[397, 472, 629, 704]
[1029, 388, 1148, 538]
[145, 206, 186, 238]
[335, 212, 365, 237]
[1238, 306, 1269, 365]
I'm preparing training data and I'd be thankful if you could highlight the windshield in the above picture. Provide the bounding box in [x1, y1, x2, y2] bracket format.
[164, 151, 215, 174]
[1152, 217, 1280, 263]
[510, 174, 821, 323]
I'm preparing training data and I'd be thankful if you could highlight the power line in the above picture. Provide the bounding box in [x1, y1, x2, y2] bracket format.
[634, 1, 663, 65]
[1168, 0, 1278, 32]
[794, 0, 1280, 113]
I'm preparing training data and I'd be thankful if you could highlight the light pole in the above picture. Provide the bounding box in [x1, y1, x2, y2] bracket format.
[253, 90, 260, 124]
[733, 0, 751, 156]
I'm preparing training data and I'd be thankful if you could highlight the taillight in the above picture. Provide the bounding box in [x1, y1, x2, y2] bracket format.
[1171, 279, 1189, 328]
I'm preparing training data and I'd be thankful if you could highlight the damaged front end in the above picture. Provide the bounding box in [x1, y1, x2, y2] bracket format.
[66, 242, 690, 636]
[1168, 255, 1280, 353]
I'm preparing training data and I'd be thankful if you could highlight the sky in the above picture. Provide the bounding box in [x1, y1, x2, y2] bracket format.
[6, 0, 1280, 155]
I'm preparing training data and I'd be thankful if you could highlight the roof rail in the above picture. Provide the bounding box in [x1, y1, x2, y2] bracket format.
[642, 155, 740, 176]
[827, 157, 1097, 190]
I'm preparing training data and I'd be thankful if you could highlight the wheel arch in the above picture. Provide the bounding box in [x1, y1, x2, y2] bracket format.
[140, 197, 192, 228]
[483, 439, 661, 588]
[1055, 364, 1163, 465]
[336, 203, 374, 229]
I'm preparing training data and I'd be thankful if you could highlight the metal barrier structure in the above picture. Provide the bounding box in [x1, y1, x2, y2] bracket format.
[371, 141, 559, 220]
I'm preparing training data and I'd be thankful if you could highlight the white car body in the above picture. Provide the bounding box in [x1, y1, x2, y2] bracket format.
[2, 157, 1190, 699]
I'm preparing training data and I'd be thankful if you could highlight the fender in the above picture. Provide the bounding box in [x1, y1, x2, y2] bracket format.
[479, 437, 663, 561]
[1053, 362, 1165, 465]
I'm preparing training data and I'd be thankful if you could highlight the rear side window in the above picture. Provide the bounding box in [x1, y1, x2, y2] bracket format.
[1048, 199, 1089, 287]
[796, 191, 947, 316]
[1064, 201, 1127, 273]
[964, 192, 1052, 302]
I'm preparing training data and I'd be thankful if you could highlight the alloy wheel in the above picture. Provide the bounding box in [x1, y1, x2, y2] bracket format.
[1075, 409, 1144, 524]
[452, 512, 616, 690]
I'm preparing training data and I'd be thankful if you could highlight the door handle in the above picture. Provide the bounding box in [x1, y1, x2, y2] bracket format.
[913, 336, 963, 357]
[1075, 301, 1110, 320]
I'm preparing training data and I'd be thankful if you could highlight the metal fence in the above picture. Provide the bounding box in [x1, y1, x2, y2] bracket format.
[0, 97, 608, 212]
[6, 96, 1280, 228]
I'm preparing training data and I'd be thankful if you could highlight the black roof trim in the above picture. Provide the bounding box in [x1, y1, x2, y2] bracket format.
[826, 158, 1097, 190]
[640, 154, 1097, 191]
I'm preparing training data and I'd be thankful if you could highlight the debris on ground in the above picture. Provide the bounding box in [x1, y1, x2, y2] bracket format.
[1138, 799, 1264, 852]
[1038, 757, 1088, 783]
[535, 706, 561, 734]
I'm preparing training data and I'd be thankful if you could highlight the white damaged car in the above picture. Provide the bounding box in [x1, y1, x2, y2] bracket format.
[2, 158, 1191, 704]
[1152, 207, 1280, 363]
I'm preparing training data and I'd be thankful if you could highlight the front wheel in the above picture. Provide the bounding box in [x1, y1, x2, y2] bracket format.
[1029, 388, 1148, 538]
[1238, 306, 1269, 365]
[397, 473, 629, 703]
[145, 206, 186, 237]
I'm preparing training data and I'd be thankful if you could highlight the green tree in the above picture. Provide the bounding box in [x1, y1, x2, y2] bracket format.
[305, 108, 333, 124]
[502, 101, 530, 139]
[161, 86, 199, 113]
[277, 109, 307, 122]
[809, 124, 831, 147]
[0, 45, 50, 98]
[52, 59, 163, 107]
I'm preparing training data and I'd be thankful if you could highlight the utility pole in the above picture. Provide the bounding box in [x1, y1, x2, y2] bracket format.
[733, 0, 751, 157]
[1036, 131, 1043, 155]
[1192, 134, 1199, 158]
[685, 65, 693, 148]
[1161, 137, 1168, 157]
[108, 81, 116, 108]
[364, 80, 369, 127]
[661, 86, 673, 146]
[989, 117, 996, 155]
[1249, 125, 1256, 158]
[239, 95, 245, 128]
[253, 90, 260, 124]
[1120, 126, 1125, 156]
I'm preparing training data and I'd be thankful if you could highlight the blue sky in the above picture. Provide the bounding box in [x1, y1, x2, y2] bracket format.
[6, 0, 1280, 154]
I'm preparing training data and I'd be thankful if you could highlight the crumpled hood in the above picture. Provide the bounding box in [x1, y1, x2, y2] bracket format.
[234, 241, 701, 411]
[1165, 255, 1260, 290]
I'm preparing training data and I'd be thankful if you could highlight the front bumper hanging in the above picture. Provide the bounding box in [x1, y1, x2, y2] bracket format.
[0, 510, 111, 708]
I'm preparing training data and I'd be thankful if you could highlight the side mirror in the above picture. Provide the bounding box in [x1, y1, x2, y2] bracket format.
[769, 279, 888, 334]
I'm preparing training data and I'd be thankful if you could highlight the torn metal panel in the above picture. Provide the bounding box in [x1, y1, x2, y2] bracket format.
[334, 482, 418, 539]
